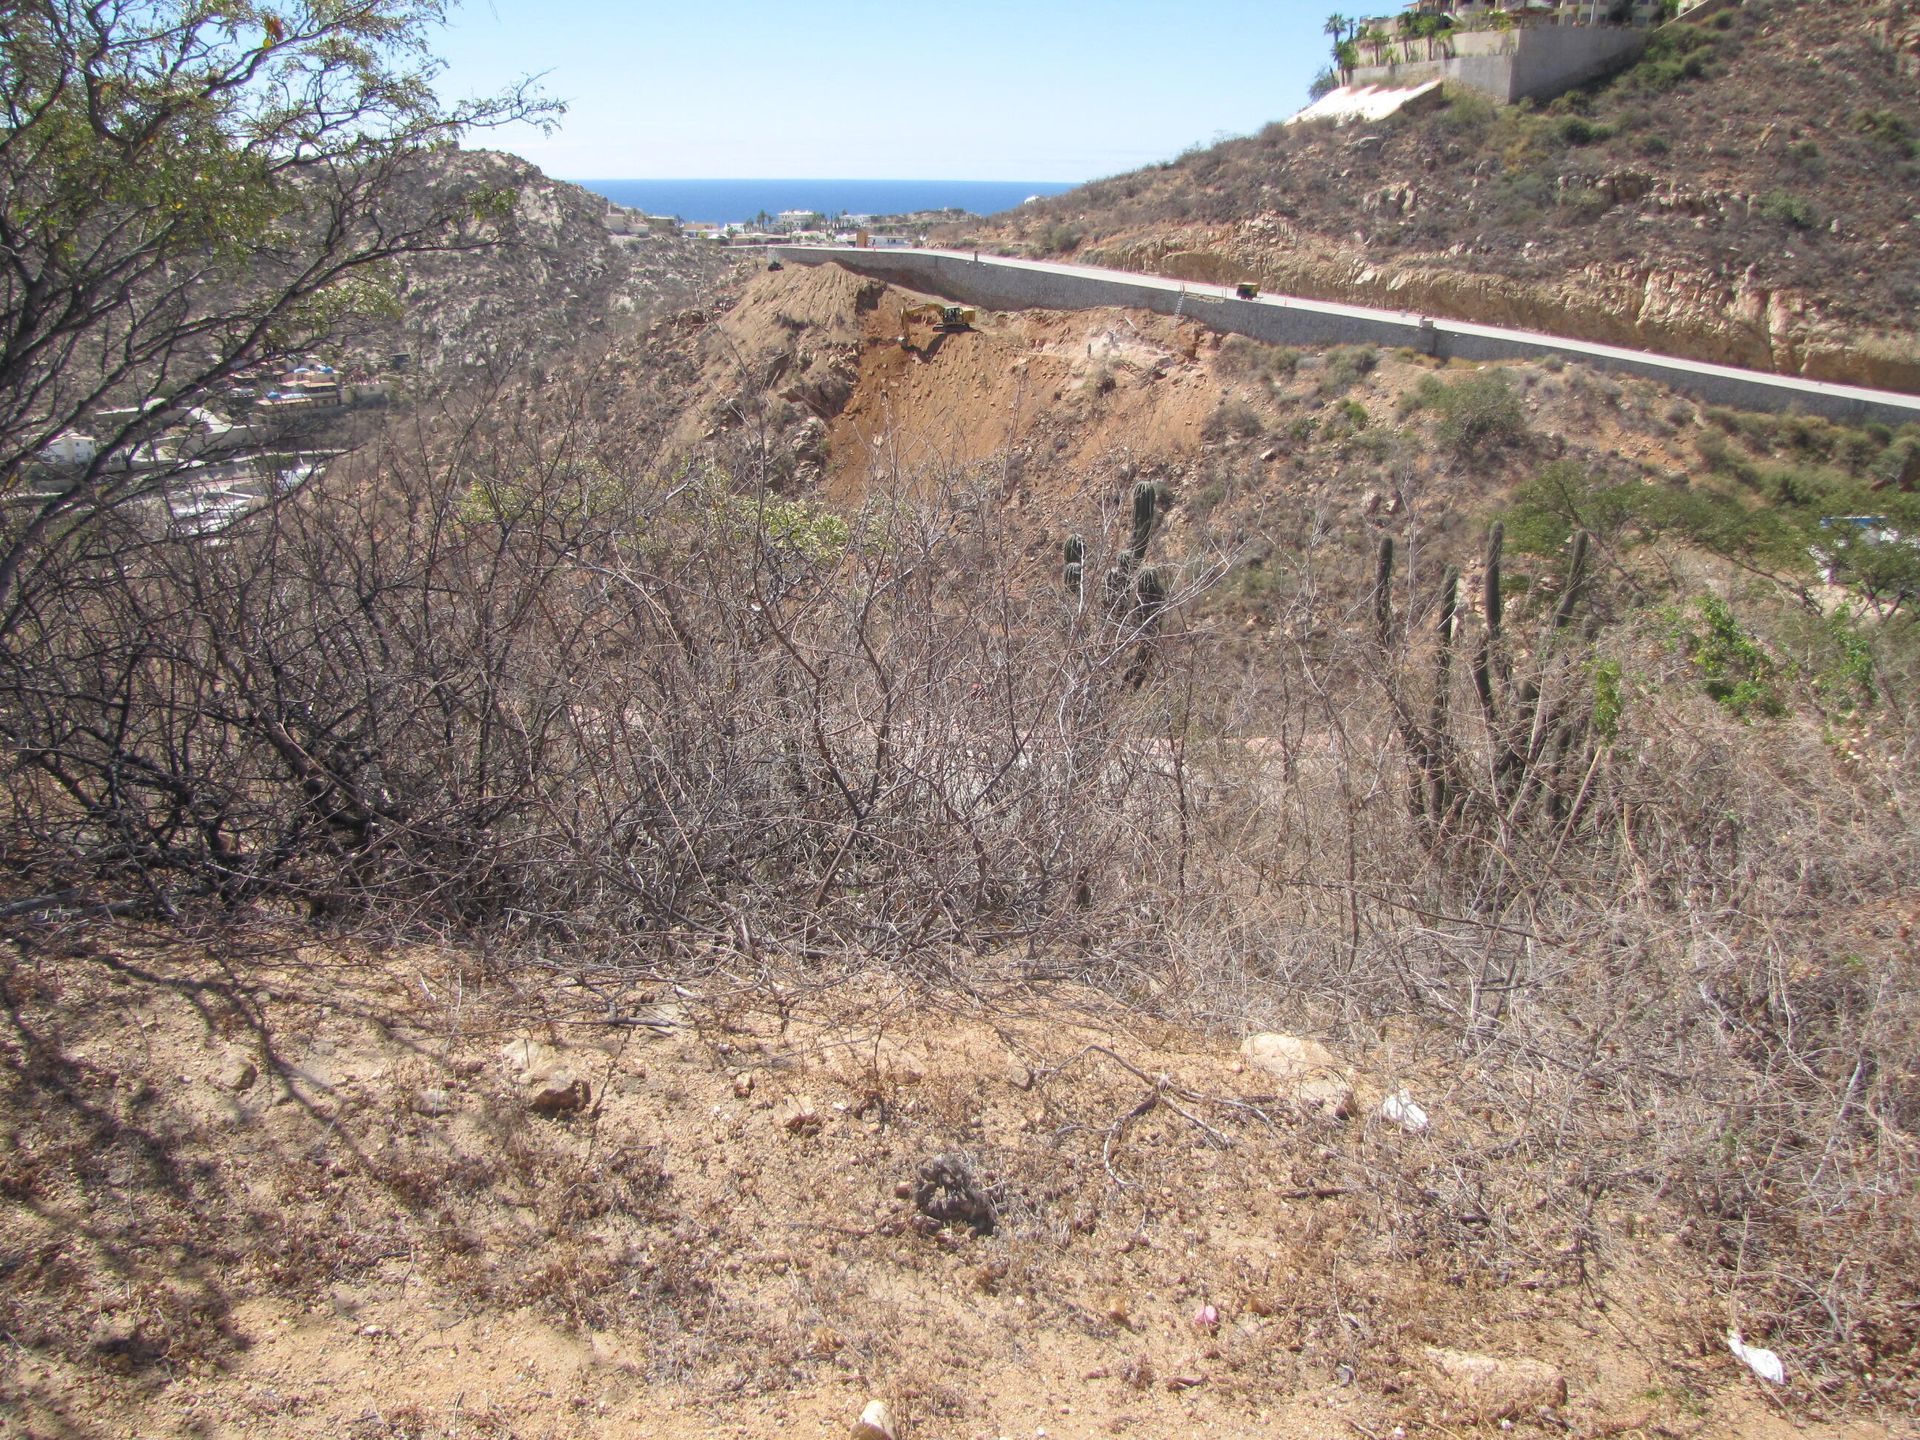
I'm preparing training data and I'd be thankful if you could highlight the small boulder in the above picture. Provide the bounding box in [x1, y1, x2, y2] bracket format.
[218, 1058, 258, 1093]
[412, 1086, 454, 1117]
[781, 1096, 823, 1134]
[850, 1398, 897, 1440]
[528, 1073, 590, 1116]
[1240, 1033, 1356, 1119]
[1424, 1346, 1567, 1420]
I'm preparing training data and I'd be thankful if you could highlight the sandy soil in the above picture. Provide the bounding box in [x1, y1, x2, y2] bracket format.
[3, 917, 1906, 1440]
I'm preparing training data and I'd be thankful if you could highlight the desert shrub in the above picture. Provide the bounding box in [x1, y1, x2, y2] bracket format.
[1204, 398, 1266, 441]
[1558, 184, 1611, 222]
[1316, 345, 1379, 398]
[1215, 335, 1299, 383]
[1421, 369, 1529, 455]
[1623, 22, 1715, 90]
[1758, 189, 1820, 231]
[1667, 593, 1785, 720]
[1435, 85, 1497, 137]
[1556, 115, 1614, 147]
[1853, 109, 1919, 159]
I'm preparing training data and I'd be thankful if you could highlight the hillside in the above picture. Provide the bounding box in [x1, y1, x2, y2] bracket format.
[6, 116, 1920, 1440]
[958, 0, 1920, 390]
[374, 150, 730, 374]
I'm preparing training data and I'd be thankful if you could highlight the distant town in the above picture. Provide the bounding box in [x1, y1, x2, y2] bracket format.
[25, 352, 398, 536]
[601, 204, 965, 249]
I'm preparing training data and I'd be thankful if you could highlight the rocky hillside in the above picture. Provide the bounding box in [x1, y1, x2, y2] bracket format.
[378, 149, 730, 375]
[958, 0, 1920, 390]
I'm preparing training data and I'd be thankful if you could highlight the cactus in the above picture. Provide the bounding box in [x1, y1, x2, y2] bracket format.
[1134, 565, 1166, 615]
[1063, 534, 1085, 600]
[1428, 566, 1459, 821]
[1551, 529, 1589, 633]
[1374, 534, 1395, 645]
[1473, 522, 1502, 725]
[1128, 480, 1159, 565]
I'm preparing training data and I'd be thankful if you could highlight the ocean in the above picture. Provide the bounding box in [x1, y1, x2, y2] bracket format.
[568, 178, 1075, 227]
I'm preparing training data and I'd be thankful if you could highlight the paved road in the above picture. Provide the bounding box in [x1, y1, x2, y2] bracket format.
[773, 245, 1920, 428]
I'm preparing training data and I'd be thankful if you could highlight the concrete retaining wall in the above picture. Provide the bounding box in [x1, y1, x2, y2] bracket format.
[1352, 24, 1646, 102]
[771, 247, 1920, 429]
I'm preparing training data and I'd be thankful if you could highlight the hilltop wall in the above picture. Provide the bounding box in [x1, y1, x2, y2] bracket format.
[1350, 24, 1648, 103]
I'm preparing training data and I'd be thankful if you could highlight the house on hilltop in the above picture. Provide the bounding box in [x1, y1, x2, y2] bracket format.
[1341, 0, 1702, 104]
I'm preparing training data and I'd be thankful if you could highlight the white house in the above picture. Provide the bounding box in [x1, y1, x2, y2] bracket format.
[39, 430, 98, 465]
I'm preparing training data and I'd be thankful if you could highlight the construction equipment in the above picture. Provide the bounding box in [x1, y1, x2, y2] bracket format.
[898, 302, 977, 351]
[901, 302, 976, 336]
[1235, 282, 1259, 299]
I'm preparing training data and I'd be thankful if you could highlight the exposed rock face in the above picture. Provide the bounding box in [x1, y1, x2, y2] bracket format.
[381, 149, 729, 376]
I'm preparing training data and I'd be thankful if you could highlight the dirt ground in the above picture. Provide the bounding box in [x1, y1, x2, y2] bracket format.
[3, 916, 1909, 1440]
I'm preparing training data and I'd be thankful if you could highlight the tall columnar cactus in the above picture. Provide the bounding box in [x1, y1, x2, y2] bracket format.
[1551, 529, 1589, 633]
[1473, 521, 1504, 726]
[1374, 534, 1396, 646]
[1129, 480, 1159, 567]
[1063, 535, 1085, 600]
[1428, 566, 1459, 821]
[1372, 515, 1603, 843]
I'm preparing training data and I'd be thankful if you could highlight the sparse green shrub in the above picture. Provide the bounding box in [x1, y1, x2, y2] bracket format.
[1216, 335, 1299, 383]
[1423, 370, 1529, 456]
[1436, 86, 1497, 137]
[1758, 189, 1820, 231]
[1204, 398, 1266, 441]
[1590, 657, 1624, 743]
[1852, 109, 1919, 159]
[1339, 398, 1370, 430]
[1625, 22, 1715, 90]
[1557, 115, 1614, 147]
[1785, 138, 1823, 172]
[1316, 344, 1379, 398]
[1559, 185, 1611, 222]
[1668, 594, 1785, 721]
[1039, 222, 1085, 254]
[1812, 607, 1876, 718]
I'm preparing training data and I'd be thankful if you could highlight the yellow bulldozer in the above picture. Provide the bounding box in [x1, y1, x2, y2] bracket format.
[899, 302, 977, 347]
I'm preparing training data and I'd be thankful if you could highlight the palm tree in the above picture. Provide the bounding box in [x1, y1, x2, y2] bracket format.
[1324, 11, 1349, 60]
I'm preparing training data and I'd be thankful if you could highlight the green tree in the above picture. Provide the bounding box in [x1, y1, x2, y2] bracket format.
[0, 0, 554, 624]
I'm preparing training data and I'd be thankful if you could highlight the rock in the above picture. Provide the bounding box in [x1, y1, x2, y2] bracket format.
[1423, 1346, 1567, 1420]
[732, 1071, 754, 1099]
[1379, 1089, 1431, 1133]
[503, 1037, 589, 1114]
[780, 1096, 823, 1134]
[528, 1073, 590, 1115]
[219, 1058, 258, 1093]
[412, 1086, 453, 1117]
[1240, 1033, 1357, 1119]
[850, 1398, 897, 1440]
[913, 1152, 999, 1235]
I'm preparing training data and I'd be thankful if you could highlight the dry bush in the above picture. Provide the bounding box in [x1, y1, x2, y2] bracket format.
[2, 354, 1913, 1397]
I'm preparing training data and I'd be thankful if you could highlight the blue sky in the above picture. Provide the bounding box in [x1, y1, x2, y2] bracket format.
[433, 0, 1334, 182]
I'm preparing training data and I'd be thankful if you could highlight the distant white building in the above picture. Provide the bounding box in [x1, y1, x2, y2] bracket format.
[39, 430, 97, 465]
